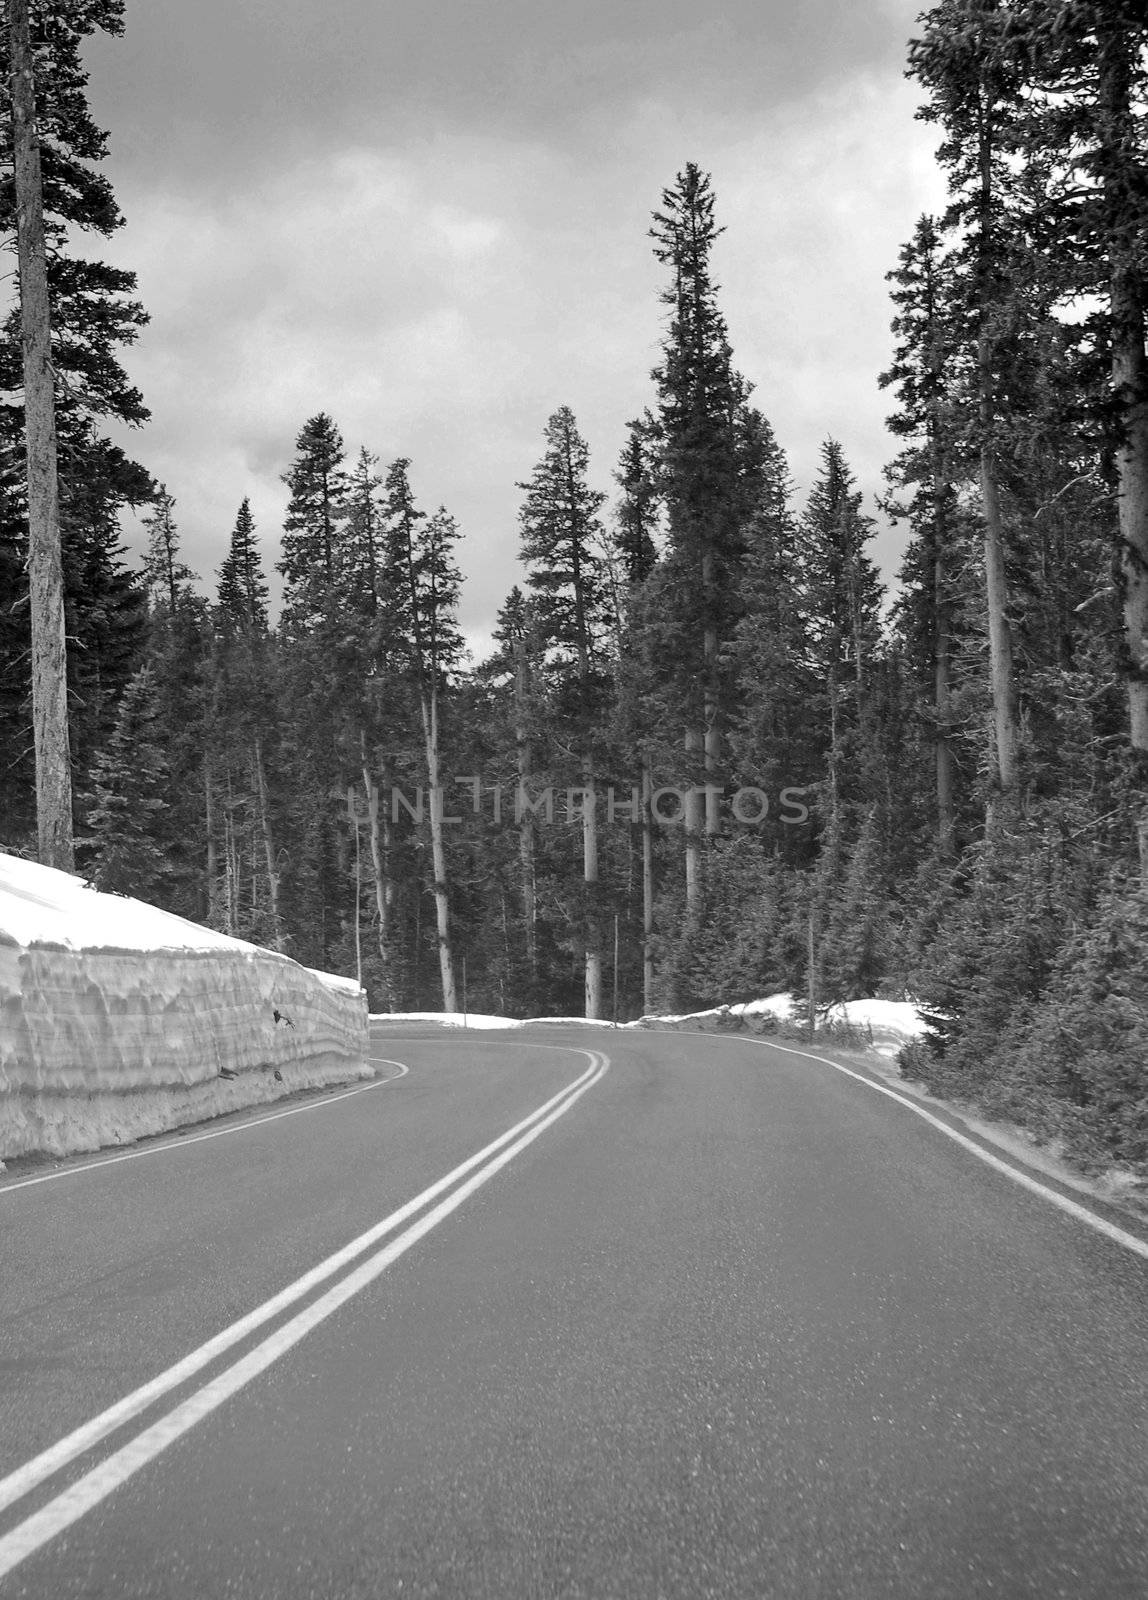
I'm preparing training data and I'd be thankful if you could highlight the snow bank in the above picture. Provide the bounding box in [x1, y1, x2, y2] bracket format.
[629, 992, 929, 1055]
[370, 1011, 648, 1030]
[633, 993, 795, 1028]
[369, 996, 929, 1057]
[820, 998, 930, 1057]
[0, 854, 370, 1160]
[369, 1011, 527, 1029]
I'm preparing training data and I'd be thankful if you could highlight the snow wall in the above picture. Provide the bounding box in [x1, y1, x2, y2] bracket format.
[0, 854, 370, 1160]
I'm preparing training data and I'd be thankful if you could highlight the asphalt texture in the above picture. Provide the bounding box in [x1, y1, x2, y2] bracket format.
[1, 1025, 1147, 1599]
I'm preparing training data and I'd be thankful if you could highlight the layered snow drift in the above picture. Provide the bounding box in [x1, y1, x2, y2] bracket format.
[0, 853, 370, 1160]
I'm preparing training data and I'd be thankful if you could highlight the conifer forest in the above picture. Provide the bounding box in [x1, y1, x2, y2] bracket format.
[3, 3, 1148, 1178]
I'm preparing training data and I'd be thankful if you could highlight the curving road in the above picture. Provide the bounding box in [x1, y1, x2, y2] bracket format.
[1, 1025, 1147, 1598]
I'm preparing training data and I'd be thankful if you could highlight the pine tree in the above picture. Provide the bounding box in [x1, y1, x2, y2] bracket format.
[727, 418, 813, 861]
[63, 445, 150, 784]
[216, 498, 269, 634]
[910, 1, 1030, 809]
[817, 807, 890, 1001]
[85, 663, 171, 900]
[796, 439, 884, 828]
[385, 459, 465, 1010]
[210, 512, 285, 947]
[278, 413, 349, 632]
[0, 0, 150, 867]
[987, 0, 1148, 878]
[135, 489, 210, 918]
[7, 0, 69, 867]
[518, 406, 611, 1015]
[0, 2, 148, 428]
[141, 487, 195, 616]
[614, 412, 660, 588]
[986, 875, 1148, 1169]
[345, 447, 384, 616]
[648, 163, 750, 913]
[485, 585, 544, 1003]
[881, 214, 968, 856]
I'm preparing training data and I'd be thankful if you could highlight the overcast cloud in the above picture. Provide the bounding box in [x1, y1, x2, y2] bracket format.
[80, 0, 944, 654]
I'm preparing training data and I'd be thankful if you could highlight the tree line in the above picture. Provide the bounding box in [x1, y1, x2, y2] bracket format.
[3, 1, 1148, 1175]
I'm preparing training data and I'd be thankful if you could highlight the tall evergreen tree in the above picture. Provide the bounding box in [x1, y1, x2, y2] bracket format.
[385, 460, 465, 1010]
[216, 497, 269, 634]
[648, 163, 749, 912]
[142, 487, 195, 616]
[7, 0, 70, 867]
[727, 417, 812, 853]
[985, 0, 1148, 877]
[881, 214, 968, 857]
[345, 446, 384, 616]
[210, 508, 285, 946]
[796, 439, 884, 828]
[0, 1, 148, 429]
[518, 406, 611, 1015]
[278, 413, 349, 631]
[0, 0, 151, 860]
[614, 412, 660, 588]
[910, 0, 1030, 810]
[484, 584, 545, 1007]
[85, 663, 171, 900]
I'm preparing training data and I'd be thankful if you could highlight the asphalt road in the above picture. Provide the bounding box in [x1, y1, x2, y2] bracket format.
[1, 1025, 1147, 1599]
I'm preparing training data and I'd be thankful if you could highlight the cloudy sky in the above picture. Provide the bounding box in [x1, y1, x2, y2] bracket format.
[81, 0, 945, 655]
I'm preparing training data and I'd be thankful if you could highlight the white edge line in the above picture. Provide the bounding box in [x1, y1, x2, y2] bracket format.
[0, 1049, 601, 1521]
[0, 1058, 409, 1195]
[0, 1049, 608, 1581]
[723, 1032, 1148, 1263]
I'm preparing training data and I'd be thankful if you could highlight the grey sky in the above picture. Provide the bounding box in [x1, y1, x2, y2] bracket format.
[82, 0, 944, 653]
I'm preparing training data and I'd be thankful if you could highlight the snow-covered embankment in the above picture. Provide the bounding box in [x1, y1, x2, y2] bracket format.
[0, 854, 370, 1160]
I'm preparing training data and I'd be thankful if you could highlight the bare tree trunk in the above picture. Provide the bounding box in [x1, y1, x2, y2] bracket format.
[421, 686, 458, 1011]
[702, 539, 722, 838]
[642, 758, 654, 1013]
[919, 221, 958, 859]
[9, 0, 72, 869]
[361, 739, 394, 1010]
[249, 806, 259, 918]
[684, 725, 704, 915]
[252, 736, 282, 948]
[703, 668, 721, 839]
[1098, 23, 1148, 885]
[513, 636, 536, 982]
[204, 755, 219, 924]
[223, 772, 237, 935]
[827, 665, 841, 828]
[976, 100, 1021, 807]
[582, 756, 602, 1018]
[935, 570, 957, 857]
[349, 794, 362, 988]
[932, 471, 957, 858]
[500, 889, 510, 1014]
[980, 417, 1020, 799]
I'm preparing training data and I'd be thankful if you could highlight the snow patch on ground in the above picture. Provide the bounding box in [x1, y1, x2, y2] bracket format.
[371, 996, 931, 1053]
[632, 992, 794, 1028]
[368, 1011, 527, 1029]
[0, 853, 369, 1160]
[631, 994, 929, 1055]
[820, 998, 931, 1055]
[368, 1011, 624, 1029]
